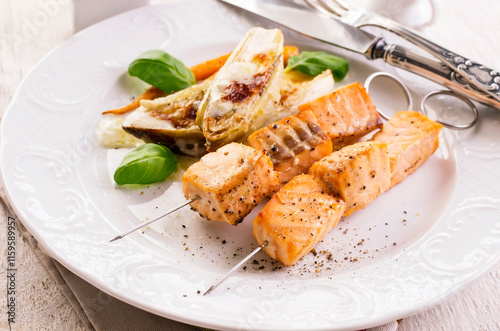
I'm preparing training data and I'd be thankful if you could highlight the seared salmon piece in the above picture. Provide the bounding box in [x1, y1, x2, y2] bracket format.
[271, 70, 335, 124]
[308, 141, 390, 216]
[246, 110, 332, 188]
[298, 82, 382, 147]
[370, 111, 443, 188]
[182, 143, 278, 225]
[253, 174, 345, 266]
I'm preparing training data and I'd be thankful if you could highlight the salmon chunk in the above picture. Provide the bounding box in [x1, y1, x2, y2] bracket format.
[182, 143, 278, 225]
[308, 141, 390, 216]
[370, 111, 443, 188]
[298, 82, 382, 147]
[246, 110, 332, 188]
[253, 174, 345, 266]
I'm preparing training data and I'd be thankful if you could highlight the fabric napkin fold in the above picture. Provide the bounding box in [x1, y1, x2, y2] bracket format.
[1, 184, 397, 331]
[26, 237, 198, 331]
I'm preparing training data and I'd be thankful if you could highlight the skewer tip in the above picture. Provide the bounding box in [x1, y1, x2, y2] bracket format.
[202, 241, 268, 295]
[202, 286, 214, 296]
[109, 235, 122, 243]
[108, 196, 199, 244]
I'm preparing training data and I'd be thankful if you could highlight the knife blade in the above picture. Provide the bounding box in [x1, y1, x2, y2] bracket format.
[219, 0, 380, 56]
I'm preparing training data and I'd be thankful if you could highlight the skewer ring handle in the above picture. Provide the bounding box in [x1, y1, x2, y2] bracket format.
[364, 71, 413, 120]
[420, 90, 478, 130]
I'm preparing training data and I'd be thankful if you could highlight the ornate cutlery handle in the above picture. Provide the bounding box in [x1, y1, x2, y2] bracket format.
[366, 18, 500, 104]
[443, 51, 500, 98]
[371, 39, 500, 110]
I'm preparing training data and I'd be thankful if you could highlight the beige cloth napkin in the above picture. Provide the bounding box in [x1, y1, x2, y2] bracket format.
[1, 185, 397, 331]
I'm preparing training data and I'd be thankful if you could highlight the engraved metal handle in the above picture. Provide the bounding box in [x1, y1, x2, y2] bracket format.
[370, 39, 500, 110]
[363, 17, 500, 105]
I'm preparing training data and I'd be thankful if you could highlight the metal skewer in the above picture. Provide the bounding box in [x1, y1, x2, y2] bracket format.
[109, 196, 200, 242]
[203, 240, 268, 295]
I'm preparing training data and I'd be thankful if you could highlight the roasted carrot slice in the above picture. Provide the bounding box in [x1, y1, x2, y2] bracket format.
[189, 46, 299, 82]
[189, 53, 232, 81]
[102, 86, 166, 115]
[283, 45, 299, 65]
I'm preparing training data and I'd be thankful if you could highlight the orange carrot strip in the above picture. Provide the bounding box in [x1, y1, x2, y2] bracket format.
[190, 53, 232, 81]
[103, 86, 166, 115]
[283, 46, 299, 66]
[189, 46, 299, 82]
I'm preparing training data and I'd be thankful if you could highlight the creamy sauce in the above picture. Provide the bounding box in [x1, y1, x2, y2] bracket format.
[96, 115, 144, 149]
[123, 105, 177, 130]
[208, 62, 259, 117]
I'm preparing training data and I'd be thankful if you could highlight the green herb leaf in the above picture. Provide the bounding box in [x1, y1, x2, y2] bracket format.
[284, 51, 349, 81]
[114, 144, 178, 185]
[128, 50, 196, 93]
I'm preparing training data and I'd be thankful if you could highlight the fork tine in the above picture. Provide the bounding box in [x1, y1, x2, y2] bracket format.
[326, 0, 351, 11]
[303, 0, 342, 17]
[317, 0, 349, 14]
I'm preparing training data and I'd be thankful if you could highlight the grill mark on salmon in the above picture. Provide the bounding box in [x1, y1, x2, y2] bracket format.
[246, 110, 333, 189]
[298, 82, 382, 147]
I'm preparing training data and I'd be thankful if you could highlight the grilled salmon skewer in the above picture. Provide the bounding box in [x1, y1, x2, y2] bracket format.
[205, 141, 388, 293]
[185, 91, 382, 226]
[205, 112, 442, 293]
[110, 142, 280, 241]
[254, 113, 442, 266]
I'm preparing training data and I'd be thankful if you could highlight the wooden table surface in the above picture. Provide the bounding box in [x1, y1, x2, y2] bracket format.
[1, 0, 499, 330]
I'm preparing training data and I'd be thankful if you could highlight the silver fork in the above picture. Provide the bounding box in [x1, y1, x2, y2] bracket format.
[303, 0, 500, 105]
[304, 0, 393, 27]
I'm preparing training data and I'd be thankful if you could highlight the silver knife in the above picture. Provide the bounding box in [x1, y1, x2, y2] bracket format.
[219, 0, 500, 110]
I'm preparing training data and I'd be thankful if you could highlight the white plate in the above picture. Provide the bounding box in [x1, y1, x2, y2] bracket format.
[2, 1, 500, 330]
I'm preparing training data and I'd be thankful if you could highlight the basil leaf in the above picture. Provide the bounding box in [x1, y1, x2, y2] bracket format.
[284, 51, 349, 81]
[128, 50, 196, 93]
[114, 144, 178, 185]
